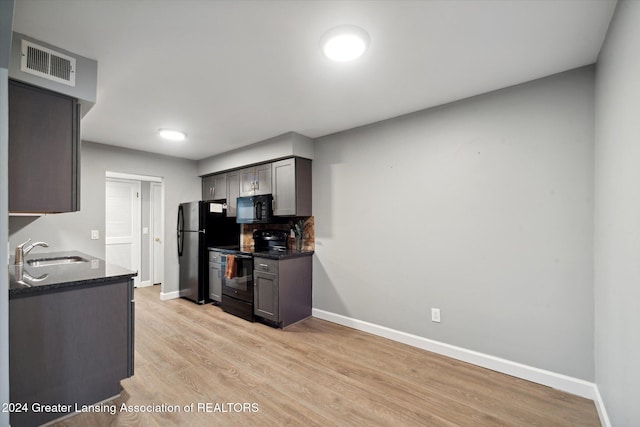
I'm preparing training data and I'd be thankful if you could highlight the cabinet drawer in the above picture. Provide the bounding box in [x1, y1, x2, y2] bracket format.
[254, 257, 278, 273]
[209, 251, 223, 263]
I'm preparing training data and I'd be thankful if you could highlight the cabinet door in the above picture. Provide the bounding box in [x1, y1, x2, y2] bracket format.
[239, 167, 256, 197]
[254, 270, 278, 321]
[254, 163, 272, 195]
[209, 261, 222, 302]
[202, 176, 215, 200]
[239, 164, 272, 197]
[202, 174, 227, 200]
[212, 174, 227, 200]
[272, 158, 295, 216]
[272, 158, 312, 217]
[9, 279, 132, 426]
[226, 170, 240, 217]
[9, 80, 80, 213]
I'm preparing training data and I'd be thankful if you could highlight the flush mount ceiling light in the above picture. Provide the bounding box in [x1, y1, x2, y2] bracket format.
[158, 128, 187, 141]
[320, 25, 370, 62]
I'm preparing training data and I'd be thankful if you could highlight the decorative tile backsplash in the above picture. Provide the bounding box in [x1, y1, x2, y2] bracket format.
[241, 216, 315, 251]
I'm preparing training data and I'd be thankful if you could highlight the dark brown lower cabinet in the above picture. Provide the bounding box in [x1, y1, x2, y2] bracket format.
[254, 255, 312, 328]
[9, 278, 134, 427]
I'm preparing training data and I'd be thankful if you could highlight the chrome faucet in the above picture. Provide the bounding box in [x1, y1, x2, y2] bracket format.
[13, 264, 49, 287]
[14, 239, 49, 265]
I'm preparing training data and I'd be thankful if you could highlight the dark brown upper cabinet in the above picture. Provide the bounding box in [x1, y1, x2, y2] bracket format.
[272, 157, 312, 217]
[202, 173, 227, 201]
[9, 79, 80, 214]
[240, 163, 272, 197]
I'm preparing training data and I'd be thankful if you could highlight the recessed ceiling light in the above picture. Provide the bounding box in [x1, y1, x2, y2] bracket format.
[321, 25, 370, 62]
[158, 128, 187, 141]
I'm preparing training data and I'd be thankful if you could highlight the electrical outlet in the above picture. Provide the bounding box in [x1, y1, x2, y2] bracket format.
[91, 230, 99, 240]
[431, 308, 441, 323]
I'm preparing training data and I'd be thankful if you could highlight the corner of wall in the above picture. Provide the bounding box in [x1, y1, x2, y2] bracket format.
[0, 2, 15, 424]
[593, 1, 640, 425]
[594, 385, 612, 427]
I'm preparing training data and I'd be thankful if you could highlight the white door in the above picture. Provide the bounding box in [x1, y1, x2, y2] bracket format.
[106, 178, 141, 287]
[150, 182, 164, 285]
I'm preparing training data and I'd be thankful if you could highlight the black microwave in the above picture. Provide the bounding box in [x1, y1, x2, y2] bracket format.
[236, 194, 273, 224]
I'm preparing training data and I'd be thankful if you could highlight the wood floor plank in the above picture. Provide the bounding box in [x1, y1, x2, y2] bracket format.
[51, 286, 600, 426]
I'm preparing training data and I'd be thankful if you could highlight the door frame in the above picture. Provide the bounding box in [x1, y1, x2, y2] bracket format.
[106, 171, 165, 293]
[150, 181, 164, 286]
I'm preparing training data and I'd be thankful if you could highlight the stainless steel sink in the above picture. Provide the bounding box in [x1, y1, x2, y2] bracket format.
[27, 256, 89, 267]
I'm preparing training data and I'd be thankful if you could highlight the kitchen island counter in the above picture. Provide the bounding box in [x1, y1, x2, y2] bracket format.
[9, 250, 136, 298]
[8, 251, 136, 427]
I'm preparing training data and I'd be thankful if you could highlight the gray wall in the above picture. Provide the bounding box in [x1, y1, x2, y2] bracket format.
[594, 0, 640, 424]
[9, 141, 200, 294]
[313, 67, 595, 381]
[0, 1, 14, 424]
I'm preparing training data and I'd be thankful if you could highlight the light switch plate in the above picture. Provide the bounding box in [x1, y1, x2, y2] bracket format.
[91, 230, 99, 240]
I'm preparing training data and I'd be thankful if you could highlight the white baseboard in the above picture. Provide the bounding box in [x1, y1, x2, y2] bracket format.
[138, 280, 152, 288]
[312, 308, 604, 406]
[160, 290, 180, 301]
[593, 386, 612, 427]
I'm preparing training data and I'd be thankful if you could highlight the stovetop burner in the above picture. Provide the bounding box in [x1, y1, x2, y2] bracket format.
[254, 229, 289, 252]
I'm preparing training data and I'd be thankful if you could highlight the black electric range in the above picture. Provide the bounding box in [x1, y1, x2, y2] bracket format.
[215, 230, 290, 322]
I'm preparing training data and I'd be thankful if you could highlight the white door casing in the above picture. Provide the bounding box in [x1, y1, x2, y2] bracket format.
[151, 181, 164, 285]
[105, 178, 141, 287]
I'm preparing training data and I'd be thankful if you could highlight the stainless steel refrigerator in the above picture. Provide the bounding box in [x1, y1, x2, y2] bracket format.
[177, 200, 239, 303]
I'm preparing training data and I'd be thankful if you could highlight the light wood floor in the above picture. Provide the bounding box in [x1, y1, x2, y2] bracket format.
[52, 285, 600, 426]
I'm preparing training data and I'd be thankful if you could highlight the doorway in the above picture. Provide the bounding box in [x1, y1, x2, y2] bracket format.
[105, 178, 141, 287]
[105, 172, 164, 290]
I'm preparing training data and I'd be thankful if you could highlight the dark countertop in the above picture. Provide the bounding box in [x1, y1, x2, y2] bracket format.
[208, 246, 314, 260]
[9, 251, 137, 299]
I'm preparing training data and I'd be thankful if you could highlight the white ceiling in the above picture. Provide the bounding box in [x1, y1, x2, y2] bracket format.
[12, 0, 617, 161]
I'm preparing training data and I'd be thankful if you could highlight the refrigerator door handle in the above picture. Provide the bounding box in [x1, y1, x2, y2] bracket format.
[177, 205, 184, 256]
[177, 204, 183, 231]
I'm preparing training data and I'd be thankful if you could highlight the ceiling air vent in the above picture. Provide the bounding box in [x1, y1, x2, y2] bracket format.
[20, 39, 76, 87]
